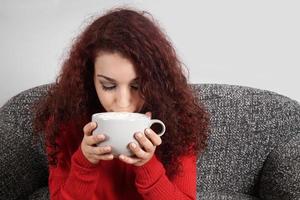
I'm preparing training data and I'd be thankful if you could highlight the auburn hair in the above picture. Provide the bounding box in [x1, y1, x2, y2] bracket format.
[34, 7, 209, 177]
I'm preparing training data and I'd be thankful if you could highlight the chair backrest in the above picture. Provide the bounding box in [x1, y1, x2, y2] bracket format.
[0, 84, 50, 200]
[193, 84, 300, 199]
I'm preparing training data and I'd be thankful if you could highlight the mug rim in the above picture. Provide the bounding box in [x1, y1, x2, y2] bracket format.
[92, 112, 149, 120]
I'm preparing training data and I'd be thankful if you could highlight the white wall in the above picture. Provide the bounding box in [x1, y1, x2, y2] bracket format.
[1, 0, 299, 107]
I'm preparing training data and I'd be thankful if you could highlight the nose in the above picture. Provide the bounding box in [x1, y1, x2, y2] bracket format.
[116, 87, 132, 109]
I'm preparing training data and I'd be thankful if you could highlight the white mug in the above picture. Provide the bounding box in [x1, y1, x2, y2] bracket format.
[92, 112, 166, 156]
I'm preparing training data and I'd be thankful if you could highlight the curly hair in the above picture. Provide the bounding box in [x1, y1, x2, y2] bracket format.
[34, 7, 209, 178]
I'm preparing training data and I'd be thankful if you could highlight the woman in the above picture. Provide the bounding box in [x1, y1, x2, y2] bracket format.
[34, 7, 209, 200]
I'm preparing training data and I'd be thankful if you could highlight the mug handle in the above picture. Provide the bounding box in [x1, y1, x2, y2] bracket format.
[149, 119, 166, 136]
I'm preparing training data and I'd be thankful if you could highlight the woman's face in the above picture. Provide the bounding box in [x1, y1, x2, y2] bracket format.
[93, 52, 145, 113]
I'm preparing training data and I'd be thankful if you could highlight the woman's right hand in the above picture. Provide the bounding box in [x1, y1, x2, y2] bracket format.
[81, 122, 114, 164]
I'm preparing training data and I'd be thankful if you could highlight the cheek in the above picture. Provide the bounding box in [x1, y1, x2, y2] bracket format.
[99, 93, 113, 106]
[135, 94, 145, 108]
[95, 86, 113, 109]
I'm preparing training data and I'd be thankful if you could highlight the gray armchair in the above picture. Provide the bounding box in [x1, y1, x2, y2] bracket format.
[0, 84, 299, 200]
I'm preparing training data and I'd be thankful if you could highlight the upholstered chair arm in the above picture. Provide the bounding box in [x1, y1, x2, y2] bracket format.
[259, 133, 300, 200]
[199, 191, 260, 200]
[28, 187, 49, 200]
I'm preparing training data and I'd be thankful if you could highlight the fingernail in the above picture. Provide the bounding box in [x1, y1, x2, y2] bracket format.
[98, 134, 104, 139]
[146, 129, 151, 134]
[136, 133, 142, 138]
[131, 143, 137, 148]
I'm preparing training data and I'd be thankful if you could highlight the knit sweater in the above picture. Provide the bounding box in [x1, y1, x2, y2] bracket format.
[48, 138, 196, 200]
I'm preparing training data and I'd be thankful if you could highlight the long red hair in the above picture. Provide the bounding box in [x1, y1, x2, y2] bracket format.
[34, 7, 209, 177]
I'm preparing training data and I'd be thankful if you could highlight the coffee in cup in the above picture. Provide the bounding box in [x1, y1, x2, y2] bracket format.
[92, 112, 166, 156]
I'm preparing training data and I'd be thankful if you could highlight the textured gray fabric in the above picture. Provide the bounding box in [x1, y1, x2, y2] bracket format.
[28, 187, 49, 200]
[0, 83, 299, 199]
[259, 133, 300, 200]
[198, 191, 260, 200]
[192, 84, 300, 200]
[0, 85, 50, 200]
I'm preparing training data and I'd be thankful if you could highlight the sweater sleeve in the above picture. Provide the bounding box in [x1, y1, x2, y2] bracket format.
[133, 154, 196, 200]
[49, 147, 101, 200]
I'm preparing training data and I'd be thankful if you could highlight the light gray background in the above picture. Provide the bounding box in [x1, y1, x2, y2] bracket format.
[1, 0, 299, 107]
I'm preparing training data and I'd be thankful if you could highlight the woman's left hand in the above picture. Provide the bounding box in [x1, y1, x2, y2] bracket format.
[118, 112, 162, 166]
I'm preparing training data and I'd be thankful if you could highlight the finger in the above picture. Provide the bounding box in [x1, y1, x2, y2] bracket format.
[92, 145, 112, 155]
[135, 132, 154, 152]
[83, 122, 97, 136]
[129, 142, 149, 159]
[93, 154, 114, 161]
[85, 134, 106, 146]
[145, 128, 162, 146]
[119, 154, 141, 164]
[145, 112, 152, 118]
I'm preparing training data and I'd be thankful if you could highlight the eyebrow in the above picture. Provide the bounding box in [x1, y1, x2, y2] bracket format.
[97, 74, 139, 82]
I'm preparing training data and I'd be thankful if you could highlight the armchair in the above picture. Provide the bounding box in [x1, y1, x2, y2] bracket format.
[0, 83, 299, 199]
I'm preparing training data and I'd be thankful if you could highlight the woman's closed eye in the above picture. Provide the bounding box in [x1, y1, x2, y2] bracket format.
[130, 84, 139, 90]
[102, 84, 116, 91]
[100, 82, 116, 90]
[100, 83, 139, 91]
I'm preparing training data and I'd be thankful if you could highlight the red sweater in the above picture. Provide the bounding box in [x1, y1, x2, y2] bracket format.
[48, 126, 196, 199]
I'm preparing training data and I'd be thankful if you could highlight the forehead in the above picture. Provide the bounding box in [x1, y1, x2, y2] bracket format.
[94, 52, 137, 82]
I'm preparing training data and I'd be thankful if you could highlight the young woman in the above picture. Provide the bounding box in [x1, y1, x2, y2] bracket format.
[34, 7, 209, 200]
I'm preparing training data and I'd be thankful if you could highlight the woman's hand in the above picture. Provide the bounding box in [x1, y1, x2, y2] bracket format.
[81, 122, 114, 164]
[118, 112, 162, 166]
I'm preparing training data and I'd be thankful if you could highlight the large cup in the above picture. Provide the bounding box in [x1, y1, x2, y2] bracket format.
[92, 112, 166, 156]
